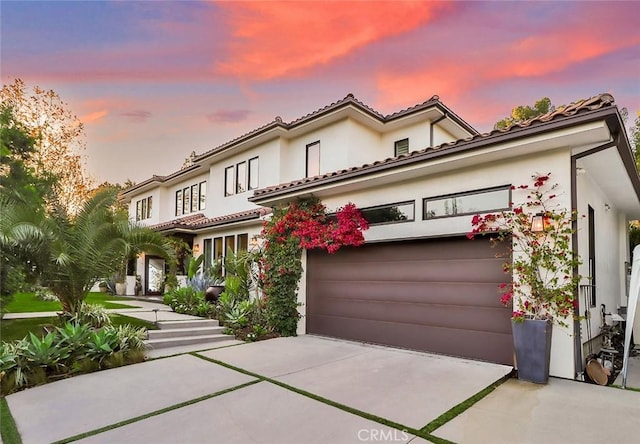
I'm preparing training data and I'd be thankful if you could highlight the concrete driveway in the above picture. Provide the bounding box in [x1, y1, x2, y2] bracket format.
[5, 336, 639, 443]
[6, 336, 510, 444]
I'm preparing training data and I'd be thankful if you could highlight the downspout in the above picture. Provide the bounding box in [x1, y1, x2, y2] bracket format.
[430, 113, 447, 147]
[571, 137, 618, 379]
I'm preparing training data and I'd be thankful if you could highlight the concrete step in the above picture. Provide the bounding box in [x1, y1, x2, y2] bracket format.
[145, 334, 232, 349]
[156, 319, 219, 329]
[147, 326, 225, 339]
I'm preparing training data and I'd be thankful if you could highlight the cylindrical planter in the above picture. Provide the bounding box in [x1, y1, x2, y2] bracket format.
[115, 282, 127, 296]
[512, 318, 553, 384]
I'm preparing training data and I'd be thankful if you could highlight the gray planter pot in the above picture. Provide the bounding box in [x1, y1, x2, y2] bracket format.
[512, 318, 552, 384]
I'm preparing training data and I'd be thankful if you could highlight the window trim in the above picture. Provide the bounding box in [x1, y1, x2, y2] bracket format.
[306, 141, 320, 178]
[175, 190, 183, 217]
[190, 184, 199, 213]
[135, 196, 152, 221]
[423, 185, 512, 220]
[394, 138, 409, 156]
[359, 200, 415, 226]
[199, 181, 206, 210]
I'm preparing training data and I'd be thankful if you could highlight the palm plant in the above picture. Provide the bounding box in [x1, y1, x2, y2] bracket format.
[1, 188, 175, 313]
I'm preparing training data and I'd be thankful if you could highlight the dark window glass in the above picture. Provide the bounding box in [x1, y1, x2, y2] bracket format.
[225, 235, 235, 257]
[204, 239, 212, 269]
[136, 200, 141, 221]
[306, 141, 320, 177]
[199, 181, 206, 210]
[236, 161, 247, 194]
[361, 201, 414, 226]
[146, 197, 152, 219]
[248, 157, 259, 190]
[394, 138, 409, 156]
[424, 186, 510, 219]
[225, 166, 234, 196]
[176, 190, 183, 216]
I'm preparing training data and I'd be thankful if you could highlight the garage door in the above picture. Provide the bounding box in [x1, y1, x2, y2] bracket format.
[306, 236, 514, 365]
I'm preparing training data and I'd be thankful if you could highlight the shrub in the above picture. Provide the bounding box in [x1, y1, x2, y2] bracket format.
[163, 287, 214, 317]
[34, 286, 58, 302]
[61, 302, 112, 329]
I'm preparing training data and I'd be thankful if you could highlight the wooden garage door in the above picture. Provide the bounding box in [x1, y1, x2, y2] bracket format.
[306, 237, 514, 365]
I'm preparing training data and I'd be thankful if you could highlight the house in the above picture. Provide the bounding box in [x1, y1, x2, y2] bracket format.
[120, 93, 640, 379]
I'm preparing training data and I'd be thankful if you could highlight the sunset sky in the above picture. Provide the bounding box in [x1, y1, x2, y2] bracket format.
[2, 1, 639, 185]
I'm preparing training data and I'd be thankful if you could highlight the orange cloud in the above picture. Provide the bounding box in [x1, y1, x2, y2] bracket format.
[80, 109, 109, 124]
[215, 1, 452, 80]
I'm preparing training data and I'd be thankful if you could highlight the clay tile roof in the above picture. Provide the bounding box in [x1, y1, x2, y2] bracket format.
[250, 93, 616, 201]
[149, 208, 272, 233]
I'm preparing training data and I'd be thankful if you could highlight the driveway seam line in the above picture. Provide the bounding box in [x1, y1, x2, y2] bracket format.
[50, 379, 260, 444]
[191, 352, 454, 444]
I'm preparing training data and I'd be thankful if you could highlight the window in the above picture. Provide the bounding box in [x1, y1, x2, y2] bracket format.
[236, 161, 247, 194]
[424, 186, 511, 219]
[588, 205, 596, 307]
[191, 184, 199, 213]
[175, 190, 183, 216]
[183, 187, 190, 214]
[394, 138, 409, 156]
[174, 181, 207, 216]
[204, 239, 212, 269]
[237, 234, 248, 252]
[360, 201, 415, 226]
[225, 235, 235, 258]
[306, 141, 320, 177]
[225, 166, 234, 196]
[199, 181, 206, 210]
[213, 237, 223, 262]
[135, 196, 152, 221]
[248, 157, 259, 190]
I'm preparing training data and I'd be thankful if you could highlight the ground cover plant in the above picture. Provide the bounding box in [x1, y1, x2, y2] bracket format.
[5, 291, 138, 313]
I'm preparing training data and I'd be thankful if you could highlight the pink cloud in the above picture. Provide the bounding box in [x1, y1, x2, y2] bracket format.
[80, 109, 109, 124]
[206, 109, 251, 123]
[120, 110, 152, 123]
[215, 1, 453, 80]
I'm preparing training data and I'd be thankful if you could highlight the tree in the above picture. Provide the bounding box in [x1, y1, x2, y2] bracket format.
[1, 188, 175, 313]
[630, 111, 640, 172]
[0, 79, 93, 215]
[494, 97, 554, 130]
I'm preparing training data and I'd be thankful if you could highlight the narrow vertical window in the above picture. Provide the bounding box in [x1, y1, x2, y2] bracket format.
[203, 239, 212, 269]
[394, 138, 409, 156]
[588, 205, 596, 307]
[141, 199, 147, 221]
[237, 233, 248, 252]
[225, 166, 234, 196]
[236, 161, 247, 194]
[248, 157, 259, 190]
[136, 201, 141, 221]
[146, 196, 152, 219]
[183, 187, 191, 214]
[225, 235, 235, 257]
[176, 190, 183, 216]
[199, 181, 206, 210]
[191, 184, 199, 213]
[306, 141, 320, 178]
[213, 237, 223, 262]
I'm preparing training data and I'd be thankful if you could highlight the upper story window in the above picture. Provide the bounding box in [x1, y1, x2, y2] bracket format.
[236, 161, 247, 194]
[423, 185, 511, 220]
[248, 157, 259, 190]
[224, 156, 259, 196]
[360, 201, 415, 226]
[394, 138, 409, 156]
[136, 196, 152, 221]
[175, 181, 206, 217]
[306, 141, 320, 178]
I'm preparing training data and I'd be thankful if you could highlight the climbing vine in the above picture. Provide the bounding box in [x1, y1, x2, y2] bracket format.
[260, 197, 369, 336]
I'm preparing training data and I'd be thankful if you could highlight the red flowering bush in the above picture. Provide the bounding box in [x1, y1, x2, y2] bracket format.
[467, 173, 582, 328]
[260, 197, 368, 335]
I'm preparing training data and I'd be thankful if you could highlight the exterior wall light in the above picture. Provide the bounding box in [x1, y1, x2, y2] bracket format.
[530, 213, 547, 233]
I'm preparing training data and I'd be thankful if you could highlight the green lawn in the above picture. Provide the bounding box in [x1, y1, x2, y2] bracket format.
[1, 314, 158, 343]
[5, 292, 139, 313]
